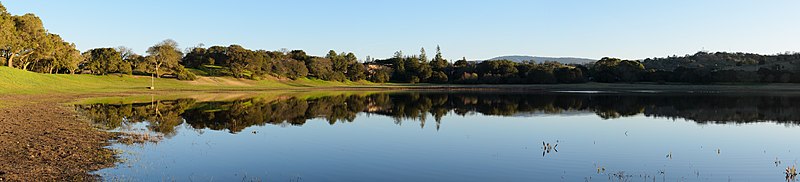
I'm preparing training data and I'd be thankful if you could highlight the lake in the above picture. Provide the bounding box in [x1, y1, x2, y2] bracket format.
[76, 91, 800, 181]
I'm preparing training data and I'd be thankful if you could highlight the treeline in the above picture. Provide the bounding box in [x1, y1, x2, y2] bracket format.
[592, 52, 800, 84]
[182, 45, 368, 81]
[5, 2, 800, 84]
[370, 47, 588, 84]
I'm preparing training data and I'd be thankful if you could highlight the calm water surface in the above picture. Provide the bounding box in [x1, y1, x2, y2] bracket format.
[76, 92, 800, 181]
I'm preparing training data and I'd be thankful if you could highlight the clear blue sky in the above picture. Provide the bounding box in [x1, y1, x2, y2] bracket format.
[4, 0, 800, 60]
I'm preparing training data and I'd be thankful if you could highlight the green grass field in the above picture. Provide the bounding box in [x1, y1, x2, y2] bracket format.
[0, 66, 374, 94]
[6, 66, 800, 95]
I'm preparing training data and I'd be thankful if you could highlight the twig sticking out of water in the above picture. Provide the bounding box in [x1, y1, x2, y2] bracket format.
[543, 141, 558, 151]
[787, 165, 797, 180]
[542, 141, 559, 156]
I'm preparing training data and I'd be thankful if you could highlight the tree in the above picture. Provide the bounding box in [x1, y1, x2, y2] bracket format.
[175, 65, 197, 80]
[181, 46, 207, 68]
[128, 54, 149, 74]
[308, 57, 336, 81]
[591, 57, 620, 82]
[369, 67, 391, 83]
[591, 57, 644, 83]
[225, 45, 255, 78]
[0, 4, 15, 67]
[393, 50, 403, 59]
[116, 46, 134, 61]
[54, 42, 82, 74]
[146, 39, 183, 78]
[430, 45, 448, 71]
[83, 48, 122, 75]
[347, 63, 367, 81]
[477, 60, 518, 78]
[327, 50, 350, 73]
[26, 33, 58, 73]
[526, 66, 556, 84]
[454, 57, 468, 67]
[284, 59, 309, 79]
[554, 67, 586, 83]
[114, 46, 136, 75]
[343, 52, 356, 65]
[400, 57, 432, 83]
[325, 50, 338, 59]
[4, 13, 46, 69]
[429, 71, 448, 83]
[419, 47, 427, 62]
[37, 39, 83, 74]
[289, 50, 309, 62]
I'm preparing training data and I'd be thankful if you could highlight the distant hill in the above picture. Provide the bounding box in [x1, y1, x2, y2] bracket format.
[487, 55, 595, 64]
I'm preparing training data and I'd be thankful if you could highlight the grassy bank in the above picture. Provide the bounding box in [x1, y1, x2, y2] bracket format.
[6, 66, 800, 95]
[0, 66, 373, 94]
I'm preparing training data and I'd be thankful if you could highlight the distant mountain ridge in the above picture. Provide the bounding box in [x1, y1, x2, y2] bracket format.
[487, 55, 595, 64]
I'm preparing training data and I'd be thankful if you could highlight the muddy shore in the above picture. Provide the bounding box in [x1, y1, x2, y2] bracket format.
[0, 95, 118, 181]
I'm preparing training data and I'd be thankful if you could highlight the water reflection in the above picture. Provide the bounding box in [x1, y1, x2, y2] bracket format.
[77, 92, 800, 181]
[76, 92, 800, 135]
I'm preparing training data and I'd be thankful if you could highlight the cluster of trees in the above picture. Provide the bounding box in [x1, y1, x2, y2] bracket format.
[0, 3, 194, 80]
[182, 46, 369, 81]
[183, 45, 307, 79]
[462, 60, 587, 84]
[80, 40, 196, 80]
[0, 5, 82, 73]
[589, 57, 646, 83]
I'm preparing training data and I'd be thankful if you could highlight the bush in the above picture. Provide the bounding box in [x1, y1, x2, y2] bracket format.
[429, 71, 449, 83]
[118, 62, 133, 75]
[176, 68, 198, 81]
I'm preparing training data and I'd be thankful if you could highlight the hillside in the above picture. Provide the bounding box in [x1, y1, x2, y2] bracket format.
[487, 55, 595, 64]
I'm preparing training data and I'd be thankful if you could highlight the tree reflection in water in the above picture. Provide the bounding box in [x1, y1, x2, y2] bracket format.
[76, 92, 800, 136]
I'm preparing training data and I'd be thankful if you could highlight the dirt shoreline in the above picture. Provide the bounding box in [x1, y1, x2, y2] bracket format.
[0, 94, 128, 181]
